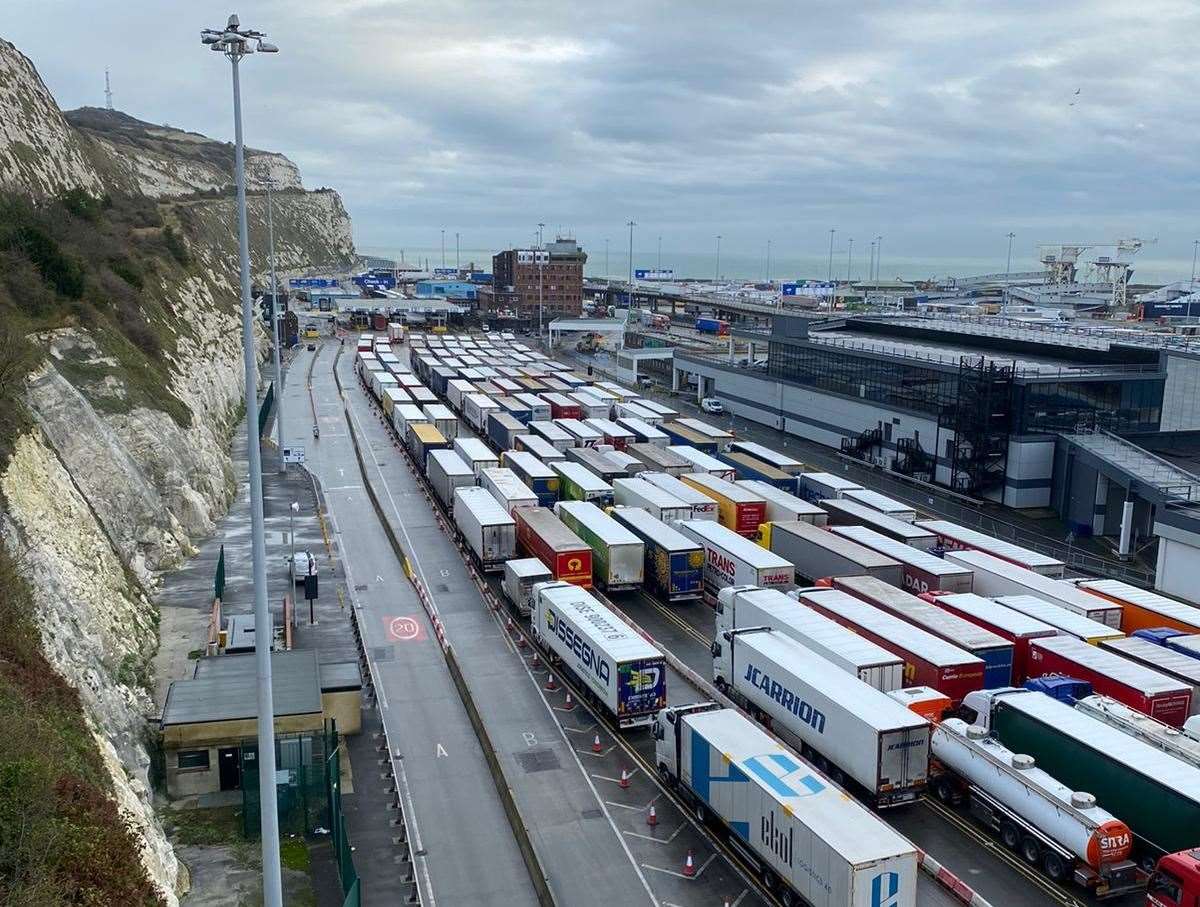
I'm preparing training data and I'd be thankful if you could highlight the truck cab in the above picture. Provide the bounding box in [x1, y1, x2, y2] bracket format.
[653, 702, 720, 783]
[1148, 850, 1200, 906]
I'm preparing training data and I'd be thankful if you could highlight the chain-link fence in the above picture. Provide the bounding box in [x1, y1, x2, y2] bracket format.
[325, 725, 360, 907]
[239, 730, 329, 839]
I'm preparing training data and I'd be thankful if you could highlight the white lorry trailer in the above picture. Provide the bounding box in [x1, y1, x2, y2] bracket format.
[717, 627, 931, 805]
[452, 486, 517, 571]
[676, 519, 795, 602]
[531, 581, 666, 728]
[654, 703, 918, 907]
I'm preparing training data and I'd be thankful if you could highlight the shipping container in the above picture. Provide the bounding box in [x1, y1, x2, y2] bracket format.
[426, 449, 474, 512]
[719, 628, 931, 805]
[728, 441, 805, 475]
[479, 467, 539, 515]
[832, 525, 974, 595]
[1097, 637, 1200, 715]
[717, 451, 799, 494]
[668, 445, 737, 480]
[717, 586, 904, 692]
[541, 392, 581, 420]
[550, 460, 614, 506]
[969, 687, 1200, 860]
[796, 588, 987, 706]
[486, 411, 526, 452]
[841, 489, 917, 523]
[502, 449, 561, 507]
[463, 393, 500, 432]
[453, 487, 516, 571]
[555, 418, 602, 448]
[832, 577, 1012, 688]
[817, 499, 935, 550]
[405, 422, 447, 469]
[391, 403, 428, 438]
[925, 592, 1058, 683]
[1026, 635, 1192, 726]
[420, 403, 458, 440]
[798, 472, 862, 502]
[758, 521, 903, 586]
[570, 392, 610, 420]
[944, 550, 1122, 628]
[609, 507, 704, 603]
[612, 477, 692, 523]
[993, 594, 1125, 645]
[680, 472, 767, 537]
[1074, 579, 1200, 636]
[615, 416, 669, 447]
[738, 481, 827, 526]
[641, 472, 719, 520]
[915, 519, 1065, 577]
[513, 393, 551, 422]
[528, 420, 574, 452]
[565, 445, 629, 483]
[512, 433, 565, 462]
[452, 436, 499, 477]
[584, 418, 635, 450]
[676, 519, 795, 602]
[514, 507, 592, 587]
[533, 582, 665, 728]
[555, 500, 645, 591]
[655, 705, 919, 907]
[625, 443, 693, 476]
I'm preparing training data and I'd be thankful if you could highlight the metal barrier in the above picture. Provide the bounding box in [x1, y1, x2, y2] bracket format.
[258, 382, 275, 437]
[326, 725, 362, 907]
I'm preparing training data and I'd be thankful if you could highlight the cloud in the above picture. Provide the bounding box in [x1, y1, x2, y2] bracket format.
[6, 0, 1199, 276]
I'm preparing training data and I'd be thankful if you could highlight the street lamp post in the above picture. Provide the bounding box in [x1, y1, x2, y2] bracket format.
[266, 182, 285, 472]
[1005, 231, 1016, 278]
[1192, 240, 1198, 283]
[875, 234, 882, 282]
[289, 501, 299, 573]
[715, 234, 721, 282]
[199, 16, 283, 907]
[627, 219, 636, 295]
[868, 240, 876, 285]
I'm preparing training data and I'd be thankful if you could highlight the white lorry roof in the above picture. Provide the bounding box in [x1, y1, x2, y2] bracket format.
[740, 481, 826, 517]
[613, 478, 688, 509]
[537, 583, 661, 662]
[1077, 579, 1200, 629]
[642, 472, 720, 506]
[677, 519, 791, 569]
[993, 594, 1122, 640]
[682, 472, 763, 503]
[609, 507, 698, 552]
[916, 520, 1065, 572]
[503, 450, 556, 479]
[730, 441, 803, 470]
[551, 460, 611, 491]
[454, 486, 514, 524]
[831, 526, 970, 577]
[934, 593, 1057, 637]
[944, 549, 1111, 614]
[556, 501, 642, 546]
[668, 445, 732, 474]
[676, 417, 733, 439]
[841, 488, 915, 518]
[1031, 635, 1191, 696]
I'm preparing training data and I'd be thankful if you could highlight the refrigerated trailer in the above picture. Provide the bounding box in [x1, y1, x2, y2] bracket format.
[832, 576, 1012, 688]
[608, 507, 704, 603]
[624, 442, 692, 476]
[728, 441, 805, 475]
[818, 499, 936, 551]
[426, 449, 474, 512]
[1098, 637, 1200, 715]
[916, 519, 1066, 577]
[554, 501, 645, 592]
[716, 586, 904, 692]
[840, 489, 916, 523]
[929, 718, 1139, 897]
[501, 450, 561, 507]
[529, 420, 574, 451]
[654, 704, 919, 907]
[668, 445, 736, 480]
[532, 582, 666, 728]
[798, 472, 862, 502]
[487, 411, 527, 452]
[796, 588, 986, 706]
[421, 403, 459, 440]
[513, 393, 551, 422]
[585, 418, 635, 450]
[993, 594, 1125, 645]
[612, 477, 692, 523]
[550, 460, 614, 506]
[944, 549, 1122, 628]
[831, 525, 973, 595]
[676, 519, 796, 603]
[1073, 579, 1200, 636]
[502, 558, 553, 617]
[514, 507, 593, 587]
[616, 416, 669, 447]
[680, 472, 767, 537]
[556, 418, 602, 447]
[926, 593, 1058, 684]
[463, 393, 500, 432]
[1025, 635, 1192, 726]
[480, 467, 539, 515]
[758, 521, 903, 587]
[717, 627, 931, 806]
[513, 433, 565, 462]
[966, 687, 1200, 863]
[642, 472, 718, 520]
[739, 481, 827, 526]
[452, 436, 499, 477]
[453, 487, 517, 571]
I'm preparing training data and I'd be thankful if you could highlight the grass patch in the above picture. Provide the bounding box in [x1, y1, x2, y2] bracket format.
[162, 804, 243, 846]
[0, 547, 163, 905]
[279, 836, 311, 872]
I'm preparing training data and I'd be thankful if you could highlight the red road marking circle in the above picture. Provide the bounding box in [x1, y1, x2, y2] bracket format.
[386, 616, 425, 641]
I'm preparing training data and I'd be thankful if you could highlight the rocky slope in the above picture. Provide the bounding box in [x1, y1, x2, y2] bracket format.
[0, 36, 355, 905]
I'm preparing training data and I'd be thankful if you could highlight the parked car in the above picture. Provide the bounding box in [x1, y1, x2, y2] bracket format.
[287, 550, 315, 583]
[700, 397, 724, 414]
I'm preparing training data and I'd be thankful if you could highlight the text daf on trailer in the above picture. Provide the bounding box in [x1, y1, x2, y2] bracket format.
[831, 525, 974, 595]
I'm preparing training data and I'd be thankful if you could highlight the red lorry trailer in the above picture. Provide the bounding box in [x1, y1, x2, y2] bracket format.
[794, 587, 986, 707]
[514, 507, 593, 588]
[1027, 635, 1193, 727]
[925, 592, 1058, 684]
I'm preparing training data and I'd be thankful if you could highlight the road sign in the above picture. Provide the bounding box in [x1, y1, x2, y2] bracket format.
[282, 446, 306, 464]
[385, 615, 426, 641]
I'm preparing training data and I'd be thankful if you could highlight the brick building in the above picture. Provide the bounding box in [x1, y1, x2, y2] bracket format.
[487, 238, 587, 322]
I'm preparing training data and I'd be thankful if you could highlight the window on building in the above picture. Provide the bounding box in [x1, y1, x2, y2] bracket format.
[177, 749, 210, 771]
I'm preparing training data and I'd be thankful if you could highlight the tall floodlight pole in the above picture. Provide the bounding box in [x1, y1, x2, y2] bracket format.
[200, 16, 282, 906]
[1005, 232, 1016, 278]
[875, 235, 882, 282]
[1191, 240, 1198, 282]
[766, 239, 772, 284]
[715, 235, 722, 282]
[537, 222, 545, 247]
[266, 182, 285, 472]
[846, 237, 854, 282]
[868, 241, 876, 284]
[657, 235, 662, 271]
[441, 229, 446, 267]
[627, 219, 637, 293]
[827, 228, 836, 311]
[455, 231, 460, 269]
[605, 238, 610, 278]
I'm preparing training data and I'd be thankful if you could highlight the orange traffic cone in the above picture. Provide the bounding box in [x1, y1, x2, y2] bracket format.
[592, 734, 602, 753]
[683, 849, 696, 877]
[563, 692, 575, 710]
[646, 805, 658, 827]
[619, 768, 631, 789]
[531, 652, 540, 667]
[516, 634, 527, 649]
[545, 673, 557, 691]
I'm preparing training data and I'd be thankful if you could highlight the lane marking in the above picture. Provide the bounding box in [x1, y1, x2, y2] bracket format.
[624, 824, 685, 844]
[641, 853, 717, 880]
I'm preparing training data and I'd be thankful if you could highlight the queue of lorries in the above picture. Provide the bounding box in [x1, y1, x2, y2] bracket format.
[354, 329, 1200, 907]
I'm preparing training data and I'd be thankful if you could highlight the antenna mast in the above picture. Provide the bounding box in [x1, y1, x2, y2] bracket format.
[104, 69, 113, 110]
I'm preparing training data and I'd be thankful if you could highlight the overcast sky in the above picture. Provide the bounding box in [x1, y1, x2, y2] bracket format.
[7, 1, 1199, 276]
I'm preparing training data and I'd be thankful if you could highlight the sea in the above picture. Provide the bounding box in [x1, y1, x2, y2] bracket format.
[361, 245, 1193, 288]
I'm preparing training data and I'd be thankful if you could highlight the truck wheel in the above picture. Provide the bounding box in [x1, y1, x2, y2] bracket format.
[658, 764, 675, 789]
[1042, 852, 1067, 882]
[1020, 837, 1041, 865]
[779, 887, 795, 907]
[694, 801, 708, 824]
[933, 777, 955, 804]
[714, 677, 727, 693]
[1000, 823, 1020, 850]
